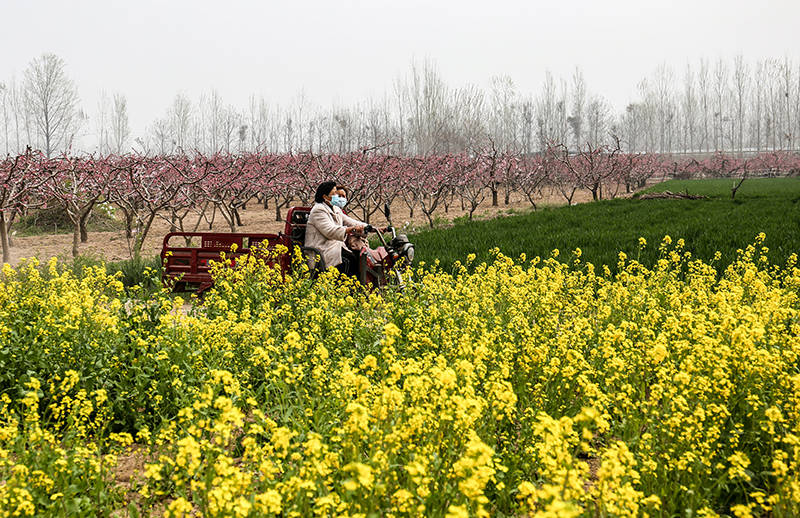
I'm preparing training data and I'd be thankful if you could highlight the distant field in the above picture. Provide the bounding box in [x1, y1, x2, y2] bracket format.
[410, 177, 800, 271]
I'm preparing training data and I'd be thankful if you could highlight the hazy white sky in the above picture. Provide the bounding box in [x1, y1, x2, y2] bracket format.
[1, 0, 798, 140]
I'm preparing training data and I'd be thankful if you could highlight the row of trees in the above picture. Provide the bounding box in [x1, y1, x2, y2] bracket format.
[0, 54, 130, 159]
[629, 57, 800, 154]
[2, 148, 799, 262]
[3, 55, 800, 158]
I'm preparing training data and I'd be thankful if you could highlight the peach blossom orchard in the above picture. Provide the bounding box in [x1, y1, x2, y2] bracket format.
[2, 147, 799, 263]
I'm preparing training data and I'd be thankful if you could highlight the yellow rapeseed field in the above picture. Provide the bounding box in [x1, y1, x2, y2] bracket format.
[0, 234, 798, 517]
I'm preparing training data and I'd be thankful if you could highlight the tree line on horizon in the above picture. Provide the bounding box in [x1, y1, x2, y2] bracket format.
[1, 54, 800, 158]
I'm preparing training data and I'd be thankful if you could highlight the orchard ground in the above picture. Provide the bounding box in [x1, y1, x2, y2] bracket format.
[5, 186, 600, 266]
[6, 176, 799, 272]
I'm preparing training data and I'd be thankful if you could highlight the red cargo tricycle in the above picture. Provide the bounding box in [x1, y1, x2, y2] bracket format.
[160, 205, 414, 293]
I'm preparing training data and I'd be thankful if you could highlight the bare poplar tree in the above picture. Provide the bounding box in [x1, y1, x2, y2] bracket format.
[712, 59, 729, 151]
[568, 68, 586, 150]
[585, 95, 611, 147]
[732, 56, 748, 153]
[519, 96, 535, 155]
[765, 59, 781, 150]
[455, 84, 486, 152]
[111, 93, 130, 154]
[536, 71, 557, 149]
[682, 64, 698, 152]
[697, 59, 711, 152]
[0, 82, 8, 155]
[556, 79, 569, 146]
[621, 103, 642, 152]
[489, 75, 518, 152]
[404, 59, 451, 155]
[780, 57, 794, 150]
[751, 61, 765, 151]
[654, 64, 675, 152]
[96, 90, 111, 154]
[169, 94, 193, 152]
[23, 53, 80, 157]
[247, 94, 270, 152]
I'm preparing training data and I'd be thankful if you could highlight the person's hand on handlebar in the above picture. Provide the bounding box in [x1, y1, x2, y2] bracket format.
[345, 225, 365, 235]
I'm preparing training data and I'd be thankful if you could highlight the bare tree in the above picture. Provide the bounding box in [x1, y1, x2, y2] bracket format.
[621, 103, 642, 152]
[403, 59, 451, 155]
[585, 95, 611, 147]
[536, 71, 557, 150]
[0, 82, 8, 155]
[519, 96, 535, 155]
[568, 68, 586, 150]
[682, 64, 698, 152]
[780, 57, 794, 150]
[0, 79, 27, 154]
[653, 64, 675, 152]
[169, 94, 193, 151]
[23, 53, 80, 157]
[96, 90, 111, 154]
[454, 84, 486, 152]
[712, 59, 729, 151]
[111, 93, 130, 154]
[732, 55, 748, 153]
[489, 75, 518, 152]
[751, 60, 765, 151]
[698, 59, 711, 152]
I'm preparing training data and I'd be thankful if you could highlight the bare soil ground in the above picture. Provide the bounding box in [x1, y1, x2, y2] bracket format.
[7, 187, 606, 266]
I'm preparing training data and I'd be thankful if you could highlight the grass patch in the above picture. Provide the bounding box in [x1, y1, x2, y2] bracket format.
[639, 176, 800, 199]
[411, 178, 800, 271]
[14, 205, 124, 236]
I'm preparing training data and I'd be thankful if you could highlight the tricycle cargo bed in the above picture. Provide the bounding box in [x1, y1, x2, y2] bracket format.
[161, 231, 286, 292]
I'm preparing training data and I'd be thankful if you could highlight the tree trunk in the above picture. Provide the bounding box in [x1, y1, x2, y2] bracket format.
[525, 194, 538, 211]
[79, 206, 92, 243]
[122, 209, 134, 239]
[134, 212, 158, 256]
[0, 212, 10, 264]
[731, 175, 747, 199]
[208, 205, 217, 230]
[491, 187, 498, 206]
[72, 223, 80, 258]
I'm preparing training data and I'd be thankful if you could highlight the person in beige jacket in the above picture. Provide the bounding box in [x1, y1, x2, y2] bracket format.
[305, 181, 366, 274]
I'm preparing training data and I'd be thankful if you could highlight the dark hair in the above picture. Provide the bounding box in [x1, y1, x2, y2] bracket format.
[314, 181, 338, 203]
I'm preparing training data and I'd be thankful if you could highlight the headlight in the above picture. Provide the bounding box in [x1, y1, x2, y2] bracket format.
[402, 243, 415, 263]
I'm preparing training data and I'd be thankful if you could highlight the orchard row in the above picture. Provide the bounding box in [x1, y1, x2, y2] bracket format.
[1, 146, 799, 261]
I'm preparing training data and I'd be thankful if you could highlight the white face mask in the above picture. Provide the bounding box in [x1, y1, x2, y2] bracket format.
[331, 195, 347, 208]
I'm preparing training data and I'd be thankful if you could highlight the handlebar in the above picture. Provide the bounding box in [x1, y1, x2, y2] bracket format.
[361, 225, 391, 234]
[354, 225, 396, 241]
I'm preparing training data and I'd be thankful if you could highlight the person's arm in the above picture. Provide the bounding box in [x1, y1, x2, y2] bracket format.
[309, 205, 348, 241]
[340, 211, 366, 228]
